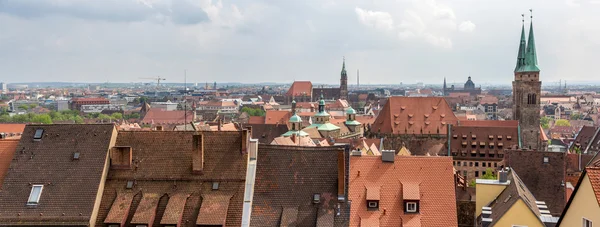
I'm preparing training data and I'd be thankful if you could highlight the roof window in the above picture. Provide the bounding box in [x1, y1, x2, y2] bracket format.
[212, 182, 220, 190]
[73, 152, 80, 160]
[313, 193, 321, 204]
[33, 129, 44, 141]
[126, 180, 134, 189]
[27, 185, 43, 205]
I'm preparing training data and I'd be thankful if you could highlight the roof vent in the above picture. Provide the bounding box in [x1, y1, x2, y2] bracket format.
[498, 170, 508, 183]
[73, 152, 80, 160]
[351, 150, 362, 156]
[381, 150, 395, 162]
[33, 129, 44, 141]
[313, 194, 321, 204]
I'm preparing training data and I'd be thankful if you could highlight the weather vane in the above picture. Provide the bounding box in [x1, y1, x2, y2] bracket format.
[529, 8, 533, 19]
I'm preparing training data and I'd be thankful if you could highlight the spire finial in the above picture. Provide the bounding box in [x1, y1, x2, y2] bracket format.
[529, 8, 533, 19]
[521, 13, 524, 23]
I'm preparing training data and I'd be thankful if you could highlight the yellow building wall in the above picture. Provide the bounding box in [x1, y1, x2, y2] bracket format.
[494, 199, 544, 227]
[559, 174, 600, 226]
[476, 183, 506, 216]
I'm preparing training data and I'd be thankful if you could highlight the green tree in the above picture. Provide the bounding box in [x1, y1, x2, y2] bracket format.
[0, 115, 11, 122]
[481, 168, 497, 180]
[31, 114, 52, 124]
[111, 113, 123, 120]
[240, 107, 265, 116]
[555, 119, 571, 127]
[98, 114, 112, 121]
[570, 113, 582, 120]
[73, 115, 84, 124]
[540, 116, 551, 129]
[126, 113, 140, 119]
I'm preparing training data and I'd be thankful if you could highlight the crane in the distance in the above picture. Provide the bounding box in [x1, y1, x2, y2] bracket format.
[140, 77, 166, 87]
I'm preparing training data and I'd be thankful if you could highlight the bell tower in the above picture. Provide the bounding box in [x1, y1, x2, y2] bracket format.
[513, 11, 541, 150]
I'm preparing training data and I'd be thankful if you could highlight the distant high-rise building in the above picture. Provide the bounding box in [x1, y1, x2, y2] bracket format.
[214, 81, 217, 90]
[513, 13, 541, 150]
[0, 82, 7, 92]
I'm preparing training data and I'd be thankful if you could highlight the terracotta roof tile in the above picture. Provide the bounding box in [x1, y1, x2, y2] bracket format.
[0, 139, 18, 185]
[280, 207, 299, 226]
[104, 191, 135, 224]
[0, 124, 116, 225]
[286, 81, 313, 97]
[131, 193, 160, 225]
[248, 116, 266, 124]
[246, 124, 289, 144]
[0, 123, 25, 134]
[160, 194, 189, 225]
[586, 167, 600, 206]
[459, 120, 518, 127]
[265, 110, 292, 125]
[196, 194, 232, 225]
[402, 182, 421, 200]
[349, 156, 457, 227]
[366, 185, 380, 200]
[141, 108, 194, 124]
[251, 145, 348, 227]
[372, 97, 458, 135]
[316, 208, 335, 227]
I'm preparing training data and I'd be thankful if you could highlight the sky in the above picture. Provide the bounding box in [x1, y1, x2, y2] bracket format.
[0, 0, 599, 85]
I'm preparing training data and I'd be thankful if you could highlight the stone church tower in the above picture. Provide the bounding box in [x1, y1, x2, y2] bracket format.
[513, 15, 541, 150]
[340, 58, 348, 100]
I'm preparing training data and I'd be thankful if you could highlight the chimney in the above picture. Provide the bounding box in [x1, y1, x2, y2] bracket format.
[498, 170, 508, 183]
[351, 149, 362, 156]
[381, 150, 395, 162]
[110, 146, 132, 169]
[193, 134, 204, 174]
[218, 119, 222, 131]
[290, 132, 297, 144]
[155, 125, 163, 131]
[241, 128, 250, 154]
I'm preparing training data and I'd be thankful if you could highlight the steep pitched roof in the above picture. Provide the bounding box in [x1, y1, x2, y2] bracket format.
[450, 125, 520, 156]
[95, 131, 248, 226]
[505, 150, 566, 216]
[264, 110, 292, 125]
[479, 96, 499, 105]
[248, 116, 265, 124]
[487, 169, 544, 226]
[140, 108, 194, 124]
[0, 139, 19, 185]
[587, 167, 600, 206]
[286, 81, 313, 97]
[245, 124, 289, 144]
[251, 145, 348, 226]
[459, 120, 519, 127]
[371, 97, 458, 135]
[349, 156, 457, 226]
[0, 124, 116, 225]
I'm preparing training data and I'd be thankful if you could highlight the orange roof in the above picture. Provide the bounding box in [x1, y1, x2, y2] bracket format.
[587, 167, 600, 206]
[371, 97, 458, 135]
[0, 124, 25, 134]
[0, 139, 19, 185]
[140, 108, 194, 124]
[479, 95, 499, 105]
[355, 115, 375, 125]
[286, 81, 312, 97]
[448, 92, 470, 98]
[265, 110, 292, 125]
[248, 116, 265, 124]
[349, 156, 457, 227]
[459, 120, 518, 127]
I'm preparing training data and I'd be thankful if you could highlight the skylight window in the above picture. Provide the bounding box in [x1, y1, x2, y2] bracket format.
[27, 185, 43, 205]
[33, 129, 44, 141]
[212, 182, 219, 190]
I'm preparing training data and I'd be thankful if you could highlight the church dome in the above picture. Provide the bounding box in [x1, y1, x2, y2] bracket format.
[289, 114, 302, 123]
[464, 76, 475, 90]
[346, 107, 356, 115]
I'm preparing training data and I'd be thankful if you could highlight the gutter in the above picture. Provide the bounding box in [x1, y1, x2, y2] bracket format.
[517, 123, 522, 149]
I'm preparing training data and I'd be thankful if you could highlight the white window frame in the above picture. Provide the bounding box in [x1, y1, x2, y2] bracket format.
[27, 184, 44, 204]
[367, 201, 378, 208]
[406, 202, 417, 212]
[512, 225, 528, 227]
[583, 218, 592, 227]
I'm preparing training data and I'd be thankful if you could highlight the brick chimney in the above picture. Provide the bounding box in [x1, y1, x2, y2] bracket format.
[192, 134, 204, 174]
[241, 127, 251, 154]
[218, 119, 222, 131]
[111, 146, 132, 169]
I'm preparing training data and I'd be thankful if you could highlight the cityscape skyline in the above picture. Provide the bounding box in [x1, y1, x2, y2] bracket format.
[0, 0, 599, 84]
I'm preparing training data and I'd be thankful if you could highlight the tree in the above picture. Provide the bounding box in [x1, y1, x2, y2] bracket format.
[555, 119, 571, 127]
[481, 168, 497, 180]
[570, 113, 582, 120]
[31, 114, 52, 124]
[98, 114, 112, 122]
[240, 107, 265, 116]
[126, 112, 140, 119]
[540, 117, 551, 129]
[111, 113, 123, 120]
[73, 115, 84, 124]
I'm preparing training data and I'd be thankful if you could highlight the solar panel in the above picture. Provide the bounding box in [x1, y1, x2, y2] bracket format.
[33, 129, 44, 140]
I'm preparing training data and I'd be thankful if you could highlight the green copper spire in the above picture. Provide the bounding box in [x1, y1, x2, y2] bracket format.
[514, 15, 527, 73]
[524, 9, 540, 72]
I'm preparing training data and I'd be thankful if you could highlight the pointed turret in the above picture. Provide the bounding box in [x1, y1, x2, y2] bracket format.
[524, 17, 540, 72]
[514, 19, 527, 72]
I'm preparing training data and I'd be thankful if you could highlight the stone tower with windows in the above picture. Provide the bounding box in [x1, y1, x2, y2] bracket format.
[340, 58, 348, 100]
[513, 15, 541, 150]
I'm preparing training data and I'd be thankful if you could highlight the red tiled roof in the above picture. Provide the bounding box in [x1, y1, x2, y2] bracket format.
[459, 120, 518, 127]
[479, 96, 499, 105]
[141, 108, 194, 124]
[0, 124, 25, 134]
[286, 81, 313, 97]
[196, 194, 232, 226]
[131, 193, 160, 225]
[248, 116, 265, 124]
[0, 139, 19, 185]
[371, 97, 458, 135]
[587, 167, 600, 206]
[448, 92, 470, 98]
[349, 156, 457, 227]
[265, 110, 292, 125]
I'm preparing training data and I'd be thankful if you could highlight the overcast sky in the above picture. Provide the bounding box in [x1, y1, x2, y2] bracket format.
[0, 0, 598, 85]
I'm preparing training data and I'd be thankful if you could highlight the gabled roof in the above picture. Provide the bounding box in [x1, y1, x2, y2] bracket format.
[0, 139, 19, 185]
[557, 166, 600, 226]
[251, 145, 348, 226]
[349, 156, 457, 226]
[140, 108, 194, 124]
[0, 124, 116, 225]
[486, 169, 544, 226]
[95, 131, 249, 226]
[245, 123, 289, 144]
[371, 97, 458, 135]
[286, 81, 313, 97]
[264, 110, 292, 125]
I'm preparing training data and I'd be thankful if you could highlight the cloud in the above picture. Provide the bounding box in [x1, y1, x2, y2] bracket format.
[458, 21, 476, 32]
[424, 33, 452, 48]
[0, 0, 210, 24]
[354, 7, 394, 31]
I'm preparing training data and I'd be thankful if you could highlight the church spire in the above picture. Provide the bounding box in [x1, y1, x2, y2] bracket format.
[341, 57, 347, 78]
[514, 14, 527, 73]
[524, 9, 540, 72]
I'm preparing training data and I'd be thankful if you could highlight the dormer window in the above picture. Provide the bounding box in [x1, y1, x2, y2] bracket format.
[366, 186, 380, 210]
[368, 201, 379, 209]
[405, 201, 419, 213]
